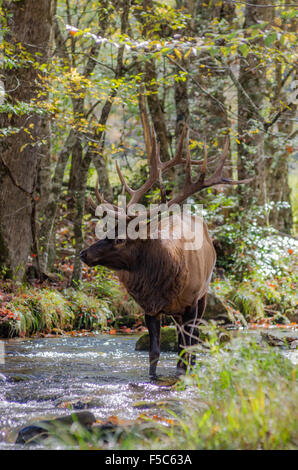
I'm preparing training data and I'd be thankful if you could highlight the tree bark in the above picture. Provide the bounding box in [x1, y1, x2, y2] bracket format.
[144, 59, 171, 162]
[0, 0, 53, 280]
[37, 129, 77, 272]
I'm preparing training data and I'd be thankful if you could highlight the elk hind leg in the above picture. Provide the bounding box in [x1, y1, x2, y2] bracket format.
[177, 294, 207, 374]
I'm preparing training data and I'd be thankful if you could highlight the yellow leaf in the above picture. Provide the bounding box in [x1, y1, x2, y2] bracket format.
[20, 143, 29, 153]
[184, 48, 192, 59]
[174, 48, 182, 60]
[274, 17, 282, 26]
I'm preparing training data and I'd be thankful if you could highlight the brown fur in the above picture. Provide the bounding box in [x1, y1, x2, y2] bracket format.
[117, 214, 216, 318]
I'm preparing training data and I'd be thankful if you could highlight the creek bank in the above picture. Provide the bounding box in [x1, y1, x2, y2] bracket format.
[1, 280, 295, 340]
[0, 288, 114, 338]
[15, 411, 161, 446]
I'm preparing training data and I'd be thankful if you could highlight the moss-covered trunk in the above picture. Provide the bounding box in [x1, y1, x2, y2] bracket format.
[0, 0, 53, 280]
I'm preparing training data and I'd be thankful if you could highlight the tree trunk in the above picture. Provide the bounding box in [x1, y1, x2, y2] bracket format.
[237, 0, 274, 209]
[70, 0, 129, 285]
[174, 61, 190, 189]
[144, 59, 171, 162]
[71, 151, 92, 285]
[37, 129, 76, 272]
[0, 0, 53, 280]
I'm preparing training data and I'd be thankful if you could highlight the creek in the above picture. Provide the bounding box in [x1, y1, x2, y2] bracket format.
[0, 329, 297, 449]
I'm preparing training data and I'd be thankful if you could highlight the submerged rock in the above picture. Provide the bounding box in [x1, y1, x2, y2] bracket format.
[55, 396, 104, 410]
[10, 374, 30, 383]
[204, 291, 228, 321]
[286, 311, 298, 324]
[135, 327, 178, 352]
[91, 415, 157, 444]
[135, 324, 231, 352]
[132, 399, 176, 409]
[15, 411, 96, 445]
[16, 424, 49, 445]
[261, 331, 298, 349]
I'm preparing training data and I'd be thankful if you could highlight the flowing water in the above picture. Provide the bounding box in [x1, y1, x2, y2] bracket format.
[0, 334, 188, 449]
[0, 329, 297, 449]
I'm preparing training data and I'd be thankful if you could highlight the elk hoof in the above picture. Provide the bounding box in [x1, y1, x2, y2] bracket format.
[176, 366, 186, 377]
[149, 374, 158, 380]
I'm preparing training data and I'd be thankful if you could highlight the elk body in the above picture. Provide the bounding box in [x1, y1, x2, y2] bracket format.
[80, 127, 251, 377]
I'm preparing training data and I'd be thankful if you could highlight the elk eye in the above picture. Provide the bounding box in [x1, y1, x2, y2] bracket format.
[115, 238, 125, 246]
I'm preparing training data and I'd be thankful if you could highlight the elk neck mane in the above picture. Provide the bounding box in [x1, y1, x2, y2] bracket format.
[117, 237, 188, 315]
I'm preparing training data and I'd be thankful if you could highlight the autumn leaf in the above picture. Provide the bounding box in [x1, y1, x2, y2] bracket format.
[174, 48, 182, 60]
[286, 145, 293, 154]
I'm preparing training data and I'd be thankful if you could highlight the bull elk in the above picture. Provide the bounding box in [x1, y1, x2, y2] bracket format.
[80, 126, 251, 377]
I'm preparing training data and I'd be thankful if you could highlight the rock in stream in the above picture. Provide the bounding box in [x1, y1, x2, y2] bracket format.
[15, 411, 96, 445]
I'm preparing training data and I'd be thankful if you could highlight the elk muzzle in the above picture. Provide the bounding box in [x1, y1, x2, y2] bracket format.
[80, 239, 112, 266]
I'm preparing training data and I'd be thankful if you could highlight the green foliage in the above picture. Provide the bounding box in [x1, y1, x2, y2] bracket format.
[289, 171, 298, 235]
[30, 290, 74, 331]
[1, 289, 73, 336]
[64, 288, 112, 330]
[229, 285, 265, 321]
[202, 192, 297, 280]
[165, 340, 297, 450]
[212, 269, 297, 324]
[80, 266, 143, 318]
[0, 287, 112, 337]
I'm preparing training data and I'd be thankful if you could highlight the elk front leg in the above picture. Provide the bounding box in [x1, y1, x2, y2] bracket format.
[145, 313, 161, 378]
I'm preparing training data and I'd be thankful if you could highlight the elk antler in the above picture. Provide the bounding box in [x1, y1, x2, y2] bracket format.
[115, 129, 161, 208]
[115, 127, 253, 211]
[88, 178, 128, 218]
[115, 124, 212, 208]
[166, 135, 253, 208]
[90, 100, 252, 220]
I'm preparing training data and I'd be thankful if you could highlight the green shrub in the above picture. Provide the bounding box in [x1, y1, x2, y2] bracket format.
[30, 290, 74, 331]
[0, 287, 114, 337]
[1, 289, 74, 336]
[64, 288, 112, 330]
